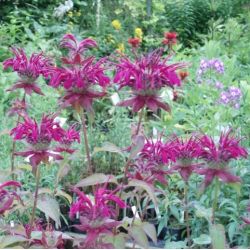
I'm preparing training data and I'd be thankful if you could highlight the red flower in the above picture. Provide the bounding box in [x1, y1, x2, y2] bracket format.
[178, 71, 189, 80]
[0, 180, 21, 214]
[10, 114, 80, 170]
[70, 186, 125, 248]
[162, 32, 177, 46]
[114, 49, 184, 112]
[3, 48, 52, 95]
[50, 35, 110, 112]
[196, 130, 248, 187]
[168, 136, 203, 182]
[128, 37, 141, 48]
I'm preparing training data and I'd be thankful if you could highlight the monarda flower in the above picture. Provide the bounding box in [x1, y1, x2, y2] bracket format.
[114, 49, 184, 113]
[70, 186, 125, 248]
[3, 48, 52, 95]
[0, 180, 21, 214]
[168, 136, 202, 183]
[162, 32, 177, 46]
[49, 34, 110, 113]
[10, 114, 80, 171]
[128, 37, 141, 48]
[196, 130, 248, 187]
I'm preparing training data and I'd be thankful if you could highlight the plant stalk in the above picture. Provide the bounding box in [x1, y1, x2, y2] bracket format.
[212, 177, 220, 224]
[135, 108, 144, 136]
[80, 108, 93, 175]
[30, 167, 40, 231]
[10, 93, 26, 178]
[184, 182, 191, 246]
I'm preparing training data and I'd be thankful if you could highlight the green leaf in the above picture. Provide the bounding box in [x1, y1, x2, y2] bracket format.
[127, 179, 159, 216]
[142, 222, 157, 244]
[210, 224, 227, 249]
[128, 225, 149, 248]
[103, 233, 127, 249]
[75, 173, 117, 187]
[194, 204, 212, 221]
[56, 164, 70, 184]
[0, 235, 27, 248]
[93, 142, 124, 157]
[128, 135, 145, 160]
[37, 195, 61, 228]
[193, 234, 211, 245]
[164, 240, 187, 249]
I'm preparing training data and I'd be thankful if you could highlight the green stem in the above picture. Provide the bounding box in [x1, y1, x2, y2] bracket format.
[135, 108, 144, 136]
[11, 93, 26, 178]
[212, 177, 220, 224]
[30, 167, 40, 232]
[80, 108, 93, 175]
[184, 182, 191, 246]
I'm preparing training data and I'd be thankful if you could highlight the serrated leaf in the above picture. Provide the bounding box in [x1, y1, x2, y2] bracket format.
[210, 224, 227, 249]
[75, 173, 117, 187]
[142, 222, 157, 244]
[93, 142, 124, 157]
[37, 195, 61, 228]
[193, 234, 211, 245]
[128, 225, 149, 248]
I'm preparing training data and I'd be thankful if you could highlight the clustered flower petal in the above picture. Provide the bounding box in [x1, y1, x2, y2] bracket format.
[196, 130, 248, 187]
[128, 130, 247, 188]
[128, 37, 141, 48]
[10, 113, 80, 170]
[197, 58, 224, 83]
[3, 48, 52, 95]
[49, 34, 110, 112]
[0, 180, 21, 214]
[219, 86, 242, 109]
[70, 186, 125, 248]
[162, 32, 177, 46]
[114, 49, 185, 112]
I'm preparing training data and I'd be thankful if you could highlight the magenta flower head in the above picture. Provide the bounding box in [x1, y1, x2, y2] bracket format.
[3, 48, 52, 95]
[140, 137, 176, 164]
[196, 130, 248, 188]
[114, 49, 185, 113]
[168, 136, 203, 182]
[127, 137, 174, 186]
[70, 186, 125, 248]
[0, 180, 21, 215]
[49, 34, 110, 113]
[10, 113, 80, 172]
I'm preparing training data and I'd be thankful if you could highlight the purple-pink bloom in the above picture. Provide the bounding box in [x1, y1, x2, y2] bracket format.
[10, 114, 80, 170]
[70, 186, 125, 248]
[49, 34, 110, 113]
[0, 180, 21, 214]
[3, 48, 52, 95]
[196, 130, 248, 187]
[114, 49, 185, 112]
[168, 136, 203, 182]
